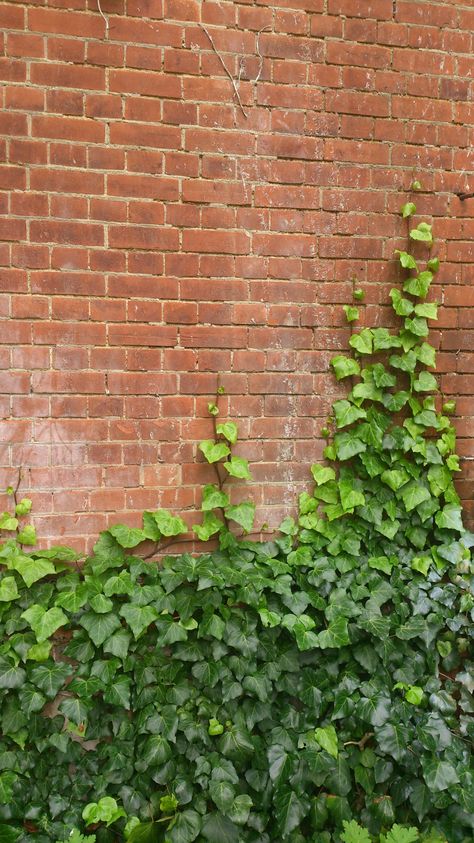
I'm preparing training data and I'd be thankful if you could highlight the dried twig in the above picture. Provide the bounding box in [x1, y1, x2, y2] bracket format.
[96, 0, 109, 38]
[199, 23, 248, 118]
[253, 25, 271, 84]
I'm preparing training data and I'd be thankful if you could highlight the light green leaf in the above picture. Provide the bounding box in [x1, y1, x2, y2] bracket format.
[223, 456, 251, 479]
[400, 482, 430, 512]
[333, 400, 366, 429]
[395, 250, 418, 270]
[199, 440, 230, 463]
[341, 820, 371, 843]
[331, 355, 360, 380]
[349, 329, 373, 355]
[390, 289, 414, 317]
[343, 305, 359, 322]
[216, 421, 238, 445]
[193, 512, 224, 541]
[149, 510, 187, 537]
[315, 724, 338, 759]
[0, 773, 17, 805]
[410, 221, 433, 244]
[311, 464, 336, 485]
[201, 484, 229, 511]
[21, 605, 67, 643]
[11, 554, 55, 587]
[224, 502, 255, 533]
[401, 202, 416, 218]
[403, 271, 433, 298]
[0, 512, 18, 531]
[109, 524, 145, 548]
[317, 617, 350, 649]
[0, 577, 19, 602]
[435, 505, 463, 532]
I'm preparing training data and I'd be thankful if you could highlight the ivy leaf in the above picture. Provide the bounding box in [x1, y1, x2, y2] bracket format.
[314, 725, 338, 759]
[334, 432, 366, 461]
[199, 440, 230, 463]
[209, 780, 236, 813]
[403, 271, 433, 298]
[201, 814, 239, 843]
[30, 662, 73, 697]
[120, 604, 159, 639]
[422, 758, 460, 792]
[0, 512, 18, 531]
[0, 773, 17, 805]
[59, 696, 90, 726]
[0, 577, 19, 602]
[414, 301, 437, 319]
[109, 524, 146, 548]
[376, 723, 410, 762]
[401, 202, 416, 218]
[201, 485, 229, 511]
[317, 617, 350, 649]
[409, 221, 433, 245]
[216, 422, 238, 445]
[339, 478, 365, 511]
[224, 502, 255, 533]
[104, 676, 131, 709]
[151, 510, 187, 537]
[331, 355, 360, 380]
[395, 250, 418, 270]
[79, 612, 121, 647]
[166, 810, 201, 843]
[413, 371, 437, 392]
[223, 457, 251, 479]
[341, 820, 371, 843]
[399, 482, 430, 512]
[274, 787, 310, 837]
[333, 400, 366, 429]
[17, 525, 36, 546]
[311, 464, 336, 485]
[435, 505, 463, 532]
[349, 329, 373, 355]
[390, 289, 414, 317]
[21, 605, 68, 643]
[343, 305, 359, 322]
[193, 512, 224, 541]
[11, 554, 56, 587]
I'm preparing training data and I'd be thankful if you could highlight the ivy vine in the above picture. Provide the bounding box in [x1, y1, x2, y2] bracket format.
[0, 193, 472, 843]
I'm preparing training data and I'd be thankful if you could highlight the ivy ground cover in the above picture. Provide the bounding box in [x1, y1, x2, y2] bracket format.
[0, 198, 472, 842]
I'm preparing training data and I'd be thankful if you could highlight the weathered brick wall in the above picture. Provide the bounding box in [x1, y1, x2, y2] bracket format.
[1, 0, 473, 548]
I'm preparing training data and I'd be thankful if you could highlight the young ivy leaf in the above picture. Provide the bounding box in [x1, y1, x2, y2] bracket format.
[410, 221, 433, 244]
[15, 498, 32, 517]
[395, 250, 418, 271]
[401, 202, 416, 218]
[314, 724, 338, 759]
[193, 512, 224, 542]
[224, 502, 255, 533]
[216, 421, 238, 445]
[199, 440, 230, 463]
[343, 305, 359, 323]
[223, 456, 251, 479]
[201, 485, 229, 511]
[331, 355, 360, 380]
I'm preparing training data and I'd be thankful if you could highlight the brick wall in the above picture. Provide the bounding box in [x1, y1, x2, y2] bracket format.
[1, 0, 473, 549]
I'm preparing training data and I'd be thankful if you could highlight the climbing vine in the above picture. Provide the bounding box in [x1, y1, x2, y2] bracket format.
[0, 194, 472, 843]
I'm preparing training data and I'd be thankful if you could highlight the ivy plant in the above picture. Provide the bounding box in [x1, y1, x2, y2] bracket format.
[0, 197, 472, 843]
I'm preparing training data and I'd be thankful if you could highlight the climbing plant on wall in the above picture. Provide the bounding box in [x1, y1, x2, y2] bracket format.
[0, 196, 472, 842]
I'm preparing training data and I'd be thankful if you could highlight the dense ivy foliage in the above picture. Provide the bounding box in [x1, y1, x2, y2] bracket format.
[0, 200, 472, 843]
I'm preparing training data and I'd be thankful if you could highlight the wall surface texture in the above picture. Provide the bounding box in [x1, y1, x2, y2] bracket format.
[0, 0, 473, 548]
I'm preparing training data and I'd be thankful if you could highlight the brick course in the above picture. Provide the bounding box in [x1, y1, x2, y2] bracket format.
[0, 0, 473, 547]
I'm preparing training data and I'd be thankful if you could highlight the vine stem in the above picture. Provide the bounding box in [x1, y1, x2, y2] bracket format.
[343, 732, 374, 750]
[199, 24, 248, 118]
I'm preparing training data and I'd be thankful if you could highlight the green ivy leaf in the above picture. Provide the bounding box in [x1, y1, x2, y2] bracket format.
[403, 271, 433, 299]
[343, 305, 359, 322]
[409, 221, 433, 245]
[193, 512, 224, 541]
[15, 498, 32, 517]
[390, 289, 414, 317]
[331, 355, 361, 380]
[333, 400, 366, 429]
[0, 512, 18, 531]
[166, 810, 201, 843]
[315, 725, 338, 759]
[435, 505, 463, 532]
[79, 612, 121, 647]
[224, 502, 255, 533]
[311, 464, 336, 485]
[274, 787, 310, 837]
[401, 202, 416, 218]
[395, 250, 418, 270]
[0, 577, 19, 602]
[216, 421, 238, 445]
[199, 440, 230, 463]
[120, 604, 159, 639]
[201, 485, 229, 511]
[21, 605, 68, 643]
[223, 457, 251, 479]
[109, 524, 146, 548]
[148, 510, 187, 537]
[349, 329, 373, 355]
[422, 758, 460, 793]
[317, 617, 350, 649]
[17, 525, 36, 546]
[10, 554, 55, 587]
